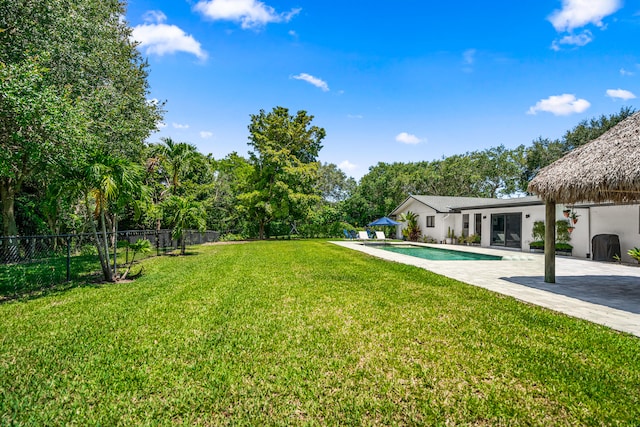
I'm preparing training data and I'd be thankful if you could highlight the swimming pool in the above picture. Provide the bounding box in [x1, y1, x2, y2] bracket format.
[377, 244, 503, 261]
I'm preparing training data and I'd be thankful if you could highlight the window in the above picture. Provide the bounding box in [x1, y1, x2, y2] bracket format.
[474, 213, 482, 237]
[490, 213, 522, 248]
[462, 214, 469, 237]
[426, 216, 435, 227]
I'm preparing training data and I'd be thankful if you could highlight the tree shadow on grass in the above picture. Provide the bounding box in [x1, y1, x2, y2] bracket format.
[0, 254, 124, 304]
[502, 275, 640, 314]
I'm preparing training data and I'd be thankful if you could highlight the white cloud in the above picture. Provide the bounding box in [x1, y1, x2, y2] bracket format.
[194, 0, 300, 29]
[291, 73, 329, 92]
[463, 49, 476, 65]
[200, 131, 214, 138]
[143, 10, 167, 24]
[620, 68, 635, 76]
[551, 30, 593, 50]
[548, 0, 622, 32]
[527, 94, 591, 116]
[173, 123, 190, 129]
[132, 11, 207, 60]
[606, 89, 637, 100]
[338, 160, 357, 172]
[395, 132, 423, 144]
[347, 114, 363, 119]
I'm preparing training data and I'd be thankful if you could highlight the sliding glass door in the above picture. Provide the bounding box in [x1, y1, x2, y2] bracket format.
[490, 213, 522, 248]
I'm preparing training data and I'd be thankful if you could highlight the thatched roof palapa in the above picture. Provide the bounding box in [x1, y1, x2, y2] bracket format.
[528, 112, 640, 204]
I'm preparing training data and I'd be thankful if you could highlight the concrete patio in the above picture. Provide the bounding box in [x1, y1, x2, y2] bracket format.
[331, 240, 640, 338]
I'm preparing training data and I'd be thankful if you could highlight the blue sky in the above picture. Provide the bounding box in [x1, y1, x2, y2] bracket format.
[126, 0, 639, 179]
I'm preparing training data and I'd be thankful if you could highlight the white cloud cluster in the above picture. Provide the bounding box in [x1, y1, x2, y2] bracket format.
[132, 11, 207, 60]
[620, 68, 635, 76]
[548, 0, 621, 49]
[291, 73, 329, 92]
[395, 132, 422, 144]
[606, 89, 636, 100]
[527, 94, 590, 116]
[194, 0, 300, 29]
[200, 131, 214, 138]
[338, 160, 357, 172]
[551, 31, 593, 51]
[173, 123, 190, 129]
[549, 0, 622, 32]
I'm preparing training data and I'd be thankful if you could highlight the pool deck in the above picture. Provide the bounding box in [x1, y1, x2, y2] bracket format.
[331, 240, 640, 338]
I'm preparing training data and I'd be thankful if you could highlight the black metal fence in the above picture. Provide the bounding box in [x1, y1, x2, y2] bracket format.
[0, 229, 219, 300]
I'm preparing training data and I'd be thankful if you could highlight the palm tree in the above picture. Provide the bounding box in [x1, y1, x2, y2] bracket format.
[82, 154, 145, 281]
[154, 137, 199, 192]
[399, 210, 421, 241]
[165, 195, 206, 255]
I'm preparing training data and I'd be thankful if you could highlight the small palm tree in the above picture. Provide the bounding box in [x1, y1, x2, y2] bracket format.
[399, 211, 421, 241]
[82, 154, 145, 281]
[155, 137, 199, 191]
[165, 195, 207, 254]
[119, 239, 152, 280]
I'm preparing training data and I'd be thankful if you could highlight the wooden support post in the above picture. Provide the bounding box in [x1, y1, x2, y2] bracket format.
[544, 201, 556, 283]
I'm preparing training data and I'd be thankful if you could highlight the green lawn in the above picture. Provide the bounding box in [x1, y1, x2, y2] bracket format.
[1, 240, 639, 425]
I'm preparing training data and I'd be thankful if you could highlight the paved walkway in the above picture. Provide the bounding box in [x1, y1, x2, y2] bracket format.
[331, 241, 640, 338]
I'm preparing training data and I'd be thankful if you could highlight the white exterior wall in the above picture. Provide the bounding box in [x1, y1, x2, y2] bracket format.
[459, 204, 640, 260]
[462, 205, 545, 251]
[394, 200, 460, 242]
[589, 204, 640, 263]
[566, 207, 590, 259]
[395, 198, 640, 260]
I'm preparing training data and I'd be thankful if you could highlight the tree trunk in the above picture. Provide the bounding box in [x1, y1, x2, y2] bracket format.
[85, 193, 113, 282]
[0, 179, 20, 262]
[99, 208, 113, 281]
[259, 220, 265, 240]
[0, 179, 18, 237]
[112, 214, 118, 279]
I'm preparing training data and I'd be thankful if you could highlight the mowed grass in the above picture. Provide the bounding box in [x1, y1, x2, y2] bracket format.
[1, 240, 639, 425]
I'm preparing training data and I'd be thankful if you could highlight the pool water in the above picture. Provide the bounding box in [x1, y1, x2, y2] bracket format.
[378, 244, 503, 261]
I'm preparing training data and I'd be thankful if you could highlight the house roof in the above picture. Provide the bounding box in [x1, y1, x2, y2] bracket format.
[390, 195, 543, 215]
[451, 195, 543, 210]
[528, 112, 640, 204]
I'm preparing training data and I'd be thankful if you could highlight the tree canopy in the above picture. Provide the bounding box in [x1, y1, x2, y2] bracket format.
[0, 0, 162, 241]
[238, 107, 325, 239]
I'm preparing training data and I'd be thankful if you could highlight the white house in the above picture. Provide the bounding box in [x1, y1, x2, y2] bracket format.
[389, 195, 507, 243]
[390, 195, 640, 263]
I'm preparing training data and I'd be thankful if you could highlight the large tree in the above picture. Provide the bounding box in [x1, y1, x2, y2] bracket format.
[316, 162, 356, 204]
[0, 0, 162, 237]
[239, 107, 325, 239]
[0, 57, 85, 237]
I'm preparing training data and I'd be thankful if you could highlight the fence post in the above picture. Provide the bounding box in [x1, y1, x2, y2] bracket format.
[125, 231, 129, 264]
[66, 235, 71, 282]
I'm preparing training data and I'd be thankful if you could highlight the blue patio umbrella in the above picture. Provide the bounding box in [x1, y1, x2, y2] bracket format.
[368, 216, 400, 226]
